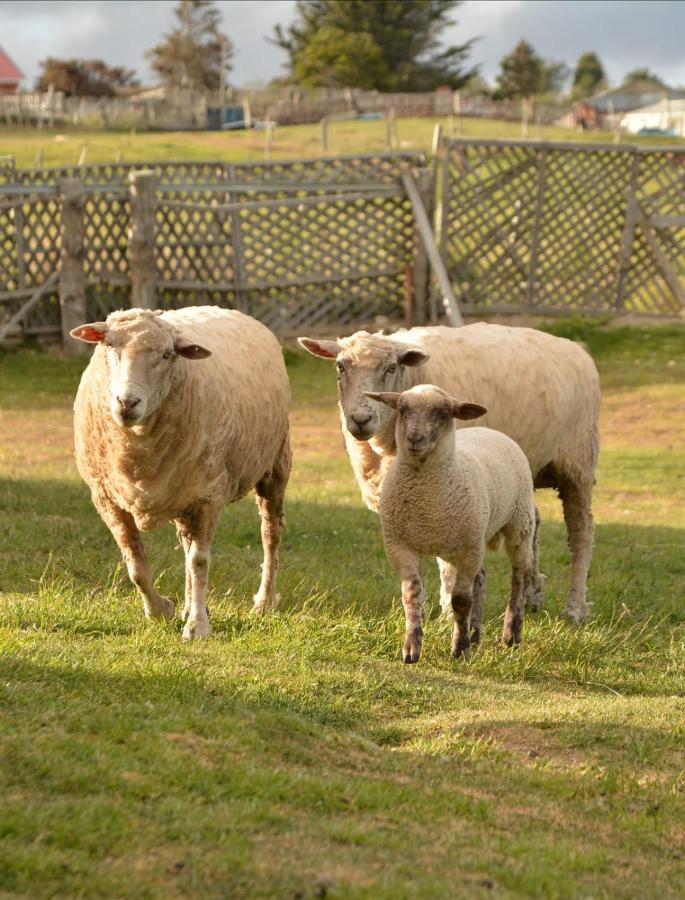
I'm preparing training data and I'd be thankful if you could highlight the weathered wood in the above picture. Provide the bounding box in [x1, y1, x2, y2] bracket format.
[401, 169, 463, 326]
[0, 271, 59, 344]
[432, 123, 442, 156]
[634, 203, 685, 307]
[526, 148, 547, 309]
[409, 167, 434, 325]
[615, 153, 640, 311]
[58, 178, 87, 353]
[128, 169, 157, 309]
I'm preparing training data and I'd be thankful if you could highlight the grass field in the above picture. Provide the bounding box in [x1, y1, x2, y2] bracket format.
[2, 115, 684, 169]
[1, 318, 684, 898]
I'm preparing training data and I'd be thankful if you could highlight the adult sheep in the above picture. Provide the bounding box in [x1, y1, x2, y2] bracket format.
[72, 306, 291, 640]
[299, 323, 600, 624]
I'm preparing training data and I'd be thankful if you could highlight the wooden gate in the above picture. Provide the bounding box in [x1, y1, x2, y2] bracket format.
[441, 138, 685, 316]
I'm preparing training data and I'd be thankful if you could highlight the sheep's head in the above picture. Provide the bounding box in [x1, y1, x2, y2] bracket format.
[365, 385, 486, 461]
[298, 332, 429, 440]
[71, 309, 210, 428]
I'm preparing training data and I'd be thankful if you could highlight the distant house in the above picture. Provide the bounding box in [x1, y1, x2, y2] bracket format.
[621, 98, 685, 137]
[565, 78, 685, 130]
[0, 46, 23, 95]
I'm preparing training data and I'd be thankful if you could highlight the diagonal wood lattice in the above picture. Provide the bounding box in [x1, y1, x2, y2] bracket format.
[0, 154, 424, 337]
[441, 138, 685, 316]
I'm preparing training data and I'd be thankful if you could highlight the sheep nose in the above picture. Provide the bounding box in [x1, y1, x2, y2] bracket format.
[117, 395, 141, 415]
[351, 412, 372, 428]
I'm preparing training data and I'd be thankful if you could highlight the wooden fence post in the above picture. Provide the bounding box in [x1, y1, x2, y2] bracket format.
[59, 177, 87, 353]
[320, 116, 329, 153]
[128, 169, 157, 309]
[410, 167, 435, 324]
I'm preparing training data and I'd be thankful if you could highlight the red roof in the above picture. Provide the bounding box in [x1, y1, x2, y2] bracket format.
[0, 46, 23, 84]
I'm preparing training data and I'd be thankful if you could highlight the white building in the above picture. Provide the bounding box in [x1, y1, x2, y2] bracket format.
[621, 99, 685, 137]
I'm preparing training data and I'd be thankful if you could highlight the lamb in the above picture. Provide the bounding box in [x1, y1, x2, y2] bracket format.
[366, 385, 536, 664]
[298, 323, 600, 623]
[71, 306, 291, 640]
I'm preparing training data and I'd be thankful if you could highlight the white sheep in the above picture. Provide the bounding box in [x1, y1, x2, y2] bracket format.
[71, 306, 291, 640]
[366, 385, 536, 663]
[299, 323, 600, 623]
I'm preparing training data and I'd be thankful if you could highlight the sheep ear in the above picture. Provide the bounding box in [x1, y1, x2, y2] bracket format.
[397, 347, 430, 367]
[174, 337, 211, 359]
[364, 391, 401, 409]
[70, 322, 108, 343]
[452, 401, 487, 421]
[297, 337, 340, 359]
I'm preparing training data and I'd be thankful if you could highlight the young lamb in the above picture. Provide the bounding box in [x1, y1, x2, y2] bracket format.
[299, 323, 600, 624]
[365, 385, 536, 664]
[71, 306, 291, 640]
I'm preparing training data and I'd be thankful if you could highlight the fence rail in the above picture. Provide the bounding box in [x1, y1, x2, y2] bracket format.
[440, 138, 685, 316]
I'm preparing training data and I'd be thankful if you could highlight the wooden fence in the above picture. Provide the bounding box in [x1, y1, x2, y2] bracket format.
[440, 138, 685, 316]
[0, 153, 446, 345]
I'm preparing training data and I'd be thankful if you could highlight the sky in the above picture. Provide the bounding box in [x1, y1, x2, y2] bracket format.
[1, 0, 684, 90]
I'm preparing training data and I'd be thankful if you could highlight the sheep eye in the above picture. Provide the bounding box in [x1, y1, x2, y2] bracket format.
[162, 350, 172, 360]
[336, 361, 345, 373]
[386, 364, 397, 375]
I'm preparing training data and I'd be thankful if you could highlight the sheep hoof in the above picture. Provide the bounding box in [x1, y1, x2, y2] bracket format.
[525, 578, 546, 612]
[146, 596, 176, 622]
[182, 618, 212, 641]
[502, 630, 521, 648]
[402, 627, 423, 664]
[252, 592, 279, 615]
[470, 626, 481, 645]
[561, 603, 590, 625]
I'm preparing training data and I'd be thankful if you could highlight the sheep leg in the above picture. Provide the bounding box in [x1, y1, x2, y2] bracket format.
[525, 506, 545, 612]
[177, 506, 219, 641]
[559, 477, 594, 624]
[503, 531, 534, 647]
[176, 529, 192, 623]
[470, 569, 486, 644]
[253, 435, 291, 614]
[96, 494, 174, 621]
[451, 561, 481, 660]
[437, 558, 456, 614]
[388, 546, 425, 664]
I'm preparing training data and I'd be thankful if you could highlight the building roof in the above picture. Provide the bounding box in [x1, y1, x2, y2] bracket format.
[0, 46, 23, 85]
[585, 78, 685, 113]
[622, 98, 685, 116]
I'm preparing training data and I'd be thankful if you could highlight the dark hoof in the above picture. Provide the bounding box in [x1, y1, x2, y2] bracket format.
[451, 637, 471, 660]
[502, 629, 521, 648]
[403, 651, 420, 664]
[470, 626, 481, 645]
[402, 627, 423, 664]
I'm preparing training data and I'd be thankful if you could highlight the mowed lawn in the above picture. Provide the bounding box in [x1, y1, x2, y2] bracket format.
[2, 115, 684, 169]
[0, 319, 684, 898]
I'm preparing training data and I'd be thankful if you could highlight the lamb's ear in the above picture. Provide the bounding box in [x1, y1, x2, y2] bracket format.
[70, 322, 108, 343]
[297, 337, 340, 359]
[452, 401, 487, 421]
[174, 337, 211, 359]
[397, 347, 430, 367]
[364, 391, 401, 409]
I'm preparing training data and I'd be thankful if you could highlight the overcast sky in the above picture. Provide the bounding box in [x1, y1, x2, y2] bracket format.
[1, 0, 684, 90]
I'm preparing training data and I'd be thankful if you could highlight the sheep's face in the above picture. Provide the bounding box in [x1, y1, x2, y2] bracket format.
[297, 333, 429, 441]
[364, 386, 487, 462]
[71, 315, 210, 429]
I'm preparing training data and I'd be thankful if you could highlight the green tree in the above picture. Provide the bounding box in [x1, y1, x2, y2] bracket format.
[274, 0, 478, 92]
[572, 52, 606, 98]
[292, 27, 387, 88]
[622, 68, 665, 86]
[538, 60, 569, 95]
[147, 0, 232, 91]
[36, 58, 139, 96]
[494, 40, 542, 99]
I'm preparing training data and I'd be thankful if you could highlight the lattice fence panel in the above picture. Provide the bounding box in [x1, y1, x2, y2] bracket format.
[443, 139, 685, 316]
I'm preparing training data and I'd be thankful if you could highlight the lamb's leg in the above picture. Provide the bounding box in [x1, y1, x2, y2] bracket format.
[525, 506, 545, 612]
[470, 569, 486, 644]
[177, 506, 219, 641]
[97, 494, 174, 621]
[451, 560, 482, 659]
[253, 433, 291, 614]
[503, 527, 535, 647]
[559, 476, 594, 624]
[437, 558, 456, 614]
[388, 546, 425, 664]
[175, 528, 192, 623]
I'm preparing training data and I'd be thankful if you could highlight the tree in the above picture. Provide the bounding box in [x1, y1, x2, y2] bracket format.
[538, 60, 570, 95]
[36, 58, 138, 96]
[292, 27, 387, 89]
[572, 52, 606, 98]
[273, 0, 478, 92]
[494, 40, 542, 99]
[147, 0, 232, 91]
[622, 68, 665, 86]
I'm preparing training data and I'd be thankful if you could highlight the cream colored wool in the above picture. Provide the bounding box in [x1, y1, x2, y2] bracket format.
[73, 306, 291, 639]
[371, 385, 536, 664]
[299, 323, 600, 622]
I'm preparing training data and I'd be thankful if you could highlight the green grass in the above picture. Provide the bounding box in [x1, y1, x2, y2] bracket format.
[2, 115, 683, 169]
[1, 322, 685, 897]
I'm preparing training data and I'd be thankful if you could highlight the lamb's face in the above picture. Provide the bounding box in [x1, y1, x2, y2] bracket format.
[396, 387, 456, 460]
[70, 315, 211, 430]
[297, 334, 429, 441]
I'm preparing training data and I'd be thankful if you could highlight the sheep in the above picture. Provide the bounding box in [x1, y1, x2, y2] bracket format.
[298, 323, 600, 624]
[71, 306, 291, 640]
[365, 385, 536, 663]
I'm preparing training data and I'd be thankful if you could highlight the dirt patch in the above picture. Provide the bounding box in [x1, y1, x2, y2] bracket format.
[601, 384, 685, 450]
